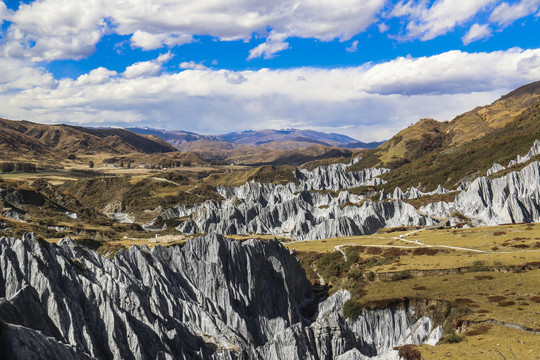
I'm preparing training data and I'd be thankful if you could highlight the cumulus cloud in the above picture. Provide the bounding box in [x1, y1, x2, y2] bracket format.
[2, 48, 540, 141]
[130, 31, 193, 51]
[1, 0, 106, 61]
[248, 32, 289, 60]
[123, 52, 172, 79]
[0, 0, 386, 62]
[391, 0, 495, 40]
[0, 58, 57, 92]
[76, 67, 118, 85]
[378, 23, 389, 33]
[489, 0, 540, 26]
[462, 23, 492, 45]
[359, 48, 540, 95]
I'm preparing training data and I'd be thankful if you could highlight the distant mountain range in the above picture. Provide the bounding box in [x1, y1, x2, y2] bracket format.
[127, 127, 385, 150]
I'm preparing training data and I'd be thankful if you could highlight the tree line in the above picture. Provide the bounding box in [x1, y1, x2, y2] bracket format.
[0, 162, 38, 173]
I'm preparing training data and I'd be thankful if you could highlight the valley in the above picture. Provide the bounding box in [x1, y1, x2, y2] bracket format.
[1, 81, 540, 359]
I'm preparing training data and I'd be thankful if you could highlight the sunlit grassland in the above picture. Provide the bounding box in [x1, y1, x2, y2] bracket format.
[288, 222, 540, 358]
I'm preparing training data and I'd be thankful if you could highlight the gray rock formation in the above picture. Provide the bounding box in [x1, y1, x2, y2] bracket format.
[295, 164, 390, 192]
[163, 194, 432, 241]
[517, 139, 540, 164]
[152, 162, 430, 240]
[0, 234, 440, 360]
[383, 185, 451, 201]
[254, 291, 442, 360]
[504, 139, 540, 167]
[487, 163, 505, 176]
[421, 161, 540, 225]
[152, 140, 540, 239]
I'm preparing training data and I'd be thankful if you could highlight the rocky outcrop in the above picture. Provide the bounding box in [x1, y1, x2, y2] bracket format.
[295, 164, 390, 191]
[487, 163, 505, 176]
[254, 291, 442, 360]
[382, 185, 451, 201]
[164, 194, 432, 241]
[0, 234, 441, 360]
[152, 162, 429, 240]
[152, 140, 540, 239]
[421, 161, 540, 225]
[517, 139, 540, 164]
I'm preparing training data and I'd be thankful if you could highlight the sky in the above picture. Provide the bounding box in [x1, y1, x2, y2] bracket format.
[0, 0, 539, 141]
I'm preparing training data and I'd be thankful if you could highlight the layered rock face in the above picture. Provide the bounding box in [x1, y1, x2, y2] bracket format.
[0, 234, 441, 360]
[152, 162, 431, 240]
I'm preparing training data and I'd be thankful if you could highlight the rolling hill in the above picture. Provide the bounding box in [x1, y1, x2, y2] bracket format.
[349, 80, 540, 191]
[0, 119, 178, 162]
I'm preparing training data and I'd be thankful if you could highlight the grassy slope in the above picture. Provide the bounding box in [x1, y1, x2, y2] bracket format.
[350, 96, 540, 192]
[202, 165, 299, 187]
[288, 223, 540, 358]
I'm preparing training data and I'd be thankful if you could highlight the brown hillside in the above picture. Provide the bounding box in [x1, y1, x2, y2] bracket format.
[351, 80, 540, 171]
[0, 119, 177, 162]
[0, 125, 55, 160]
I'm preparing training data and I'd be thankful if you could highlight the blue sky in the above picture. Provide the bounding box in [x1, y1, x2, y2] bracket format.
[0, 0, 539, 141]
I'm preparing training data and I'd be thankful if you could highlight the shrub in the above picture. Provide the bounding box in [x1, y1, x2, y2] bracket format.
[0, 162, 15, 173]
[440, 332, 463, 344]
[366, 271, 375, 281]
[343, 299, 363, 319]
[397, 345, 422, 360]
[390, 270, 411, 281]
[470, 260, 488, 272]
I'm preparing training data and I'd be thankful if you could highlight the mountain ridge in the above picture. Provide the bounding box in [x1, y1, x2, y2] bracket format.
[127, 127, 384, 150]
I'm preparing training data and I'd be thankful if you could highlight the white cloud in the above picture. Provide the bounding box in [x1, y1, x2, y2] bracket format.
[0, 58, 57, 92]
[0, 0, 386, 62]
[1, 0, 106, 61]
[2, 48, 540, 141]
[130, 31, 193, 51]
[0, 1, 12, 24]
[378, 23, 389, 33]
[346, 40, 359, 53]
[179, 61, 207, 70]
[489, 0, 540, 26]
[391, 0, 495, 40]
[462, 23, 492, 45]
[248, 32, 289, 60]
[123, 52, 172, 79]
[517, 54, 540, 73]
[76, 67, 118, 85]
[359, 48, 540, 95]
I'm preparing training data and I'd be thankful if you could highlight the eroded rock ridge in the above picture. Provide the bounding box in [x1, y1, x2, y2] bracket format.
[0, 234, 441, 359]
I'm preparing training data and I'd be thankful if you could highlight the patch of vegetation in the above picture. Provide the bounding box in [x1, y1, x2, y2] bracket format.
[397, 345, 423, 360]
[97, 242, 127, 257]
[403, 192, 457, 208]
[343, 299, 363, 319]
[390, 270, 412, 281]
[70, 258, 88, 271]
[154, 171, 190, 184]
[439, 332, 463, 344]
[470, 260, 489, 272]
